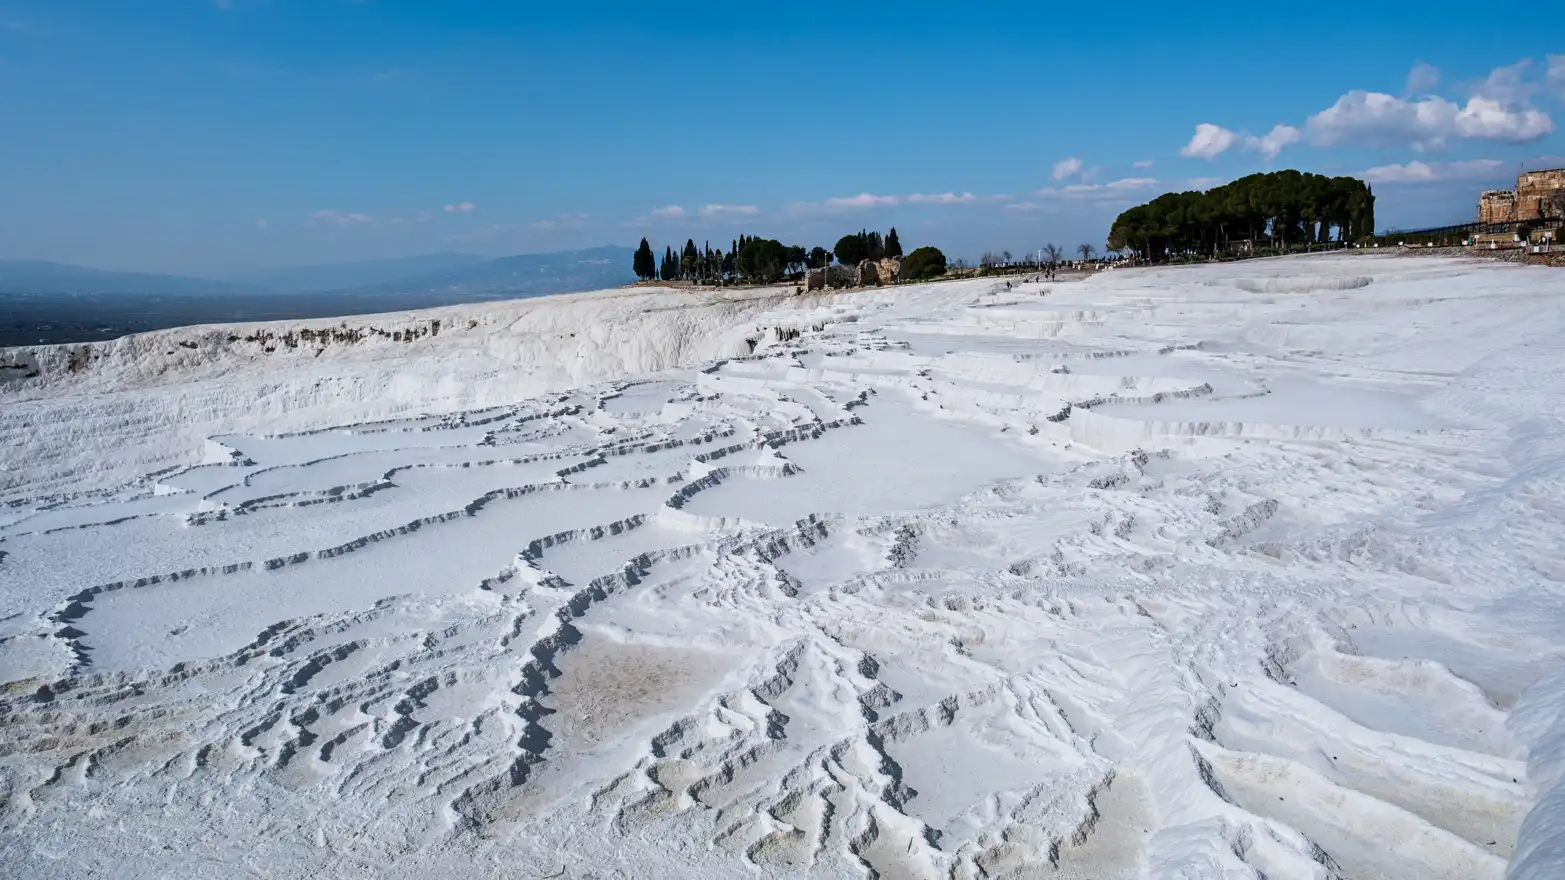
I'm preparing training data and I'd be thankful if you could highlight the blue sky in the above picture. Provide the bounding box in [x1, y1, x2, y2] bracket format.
[1, 1, 1562, 276]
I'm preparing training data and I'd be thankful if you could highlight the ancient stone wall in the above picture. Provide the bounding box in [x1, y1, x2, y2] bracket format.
[857, 260, 880, 286]
[1480, 190, 1517, 225]
[1516, 169, 1565, 221]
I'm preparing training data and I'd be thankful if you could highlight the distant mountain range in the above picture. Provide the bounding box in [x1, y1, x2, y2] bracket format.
[0, 259, 274, 298]
[233, 253, 494, 292]
[0, 246, 638, 346]
[321, 245, 636, 299]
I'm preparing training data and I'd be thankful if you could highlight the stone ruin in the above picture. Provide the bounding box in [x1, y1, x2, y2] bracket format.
[1479, 168, 1565, 224]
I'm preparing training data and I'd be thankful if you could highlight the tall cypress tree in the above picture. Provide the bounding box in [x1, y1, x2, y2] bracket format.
[885, 227, 903, 259]
[634, 238, 656, 280]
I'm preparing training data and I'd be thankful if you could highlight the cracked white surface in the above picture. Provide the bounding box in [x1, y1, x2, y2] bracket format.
[3, 255, 1565, 879]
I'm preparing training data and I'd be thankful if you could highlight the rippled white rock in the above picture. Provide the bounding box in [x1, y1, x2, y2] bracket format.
[3, 255, 1564, 879]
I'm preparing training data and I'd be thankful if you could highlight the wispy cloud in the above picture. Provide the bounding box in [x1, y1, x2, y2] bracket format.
[1360, 158, 1507, 183]
[530, 212, 589, 230]
[1008, 178, 1160, 210]
[700, 203, 759, 219]
[1133, 159, 1155, 169]
[443, 201, 477, 214]
[1406, 62, 1441, 95]
[254, 218, 268, 230]
[1051, 157, 1084, 180]
[356, 67, 405, 88]
[906, 192, 979, 204]
[650, 205, 685, 219]
[824, 193, 900, 209]
[789, 190, 996, 214]
[308, 209, 375, 226]
[1033, 177, 1159, 198]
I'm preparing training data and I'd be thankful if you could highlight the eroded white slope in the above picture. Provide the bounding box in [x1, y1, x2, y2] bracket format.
[3, 256, 1565, 879]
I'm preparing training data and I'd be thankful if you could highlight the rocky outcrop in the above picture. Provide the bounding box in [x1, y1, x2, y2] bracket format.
[877, 258, 901, 283]
[857, 260, 880, 287]
[805, 269, 825, 292]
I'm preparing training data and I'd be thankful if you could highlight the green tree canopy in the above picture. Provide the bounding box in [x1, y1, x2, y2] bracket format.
[633, 238, 656, 280]
[1107, 171, 1375, 262]
[736, 237, 788, 283]
[901, 246, 947, 281]
[834, 229, 887, 265]
[885, 227, 903, 259]
[834, 233, 869, 266]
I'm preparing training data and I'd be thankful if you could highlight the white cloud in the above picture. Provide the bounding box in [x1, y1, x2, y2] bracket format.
[1180, 123, 1237, 159]
[308, 209, 374, 226]
[650, 205, 685, 219]
[1032, 177, 1159, 201]
[443, 201, 477, 214]
[1104, 177, 1159, 190]
[906, 192, 977, 204]
[1307, 60, 1555, 150]
[700, 203, 759, 219]
[1360, 158, 1507, 183]
[1454, 97, 1553, 141]
[1052, 157, 1083, 180]
[1406, 62, 1440, 95]
[823, 193, 900, 209]
[1306, 91, 1458, 149]
[1133, 159, 1155, 169]
[1244, 124, 1301, 159]
[1468, 59, 1536, 107]
[1362, 161, 1438, 182]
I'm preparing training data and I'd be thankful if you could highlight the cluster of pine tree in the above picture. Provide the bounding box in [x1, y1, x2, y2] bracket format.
[833, 229, 902, 265]
[632, 227, 909, 285]
[1107, 171, 1375, 262]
